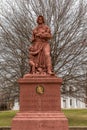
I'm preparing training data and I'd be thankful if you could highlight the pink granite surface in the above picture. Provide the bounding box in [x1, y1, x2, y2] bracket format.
[11, 76, 68, 130]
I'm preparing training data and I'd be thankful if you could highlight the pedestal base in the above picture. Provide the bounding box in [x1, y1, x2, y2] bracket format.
[11, 75, 68, 130]
[12, 112, 68, 130]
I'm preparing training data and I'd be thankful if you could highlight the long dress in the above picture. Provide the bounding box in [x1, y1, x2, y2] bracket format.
[29, 24, 52, 74]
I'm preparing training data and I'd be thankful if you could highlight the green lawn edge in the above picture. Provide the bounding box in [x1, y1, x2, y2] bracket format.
[62, 109, 87, 126]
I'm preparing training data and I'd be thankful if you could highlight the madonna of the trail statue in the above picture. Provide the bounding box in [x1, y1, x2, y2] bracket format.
[11, 15, 68, 130]
[29, 15, 53, 75]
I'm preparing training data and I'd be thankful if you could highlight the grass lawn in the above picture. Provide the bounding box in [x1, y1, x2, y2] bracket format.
[0, 110, 18, 126]
[62, 109, 87, 126]
[0, 109, 87, 126]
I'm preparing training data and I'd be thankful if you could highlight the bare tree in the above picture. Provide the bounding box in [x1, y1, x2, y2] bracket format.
[0, 0, 87, 101]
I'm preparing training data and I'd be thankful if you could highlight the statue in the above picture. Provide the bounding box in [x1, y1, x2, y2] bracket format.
[29, 15, 53, 75]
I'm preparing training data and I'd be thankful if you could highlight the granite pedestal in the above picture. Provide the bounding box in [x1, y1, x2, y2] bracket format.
[11, 75, 68, 130]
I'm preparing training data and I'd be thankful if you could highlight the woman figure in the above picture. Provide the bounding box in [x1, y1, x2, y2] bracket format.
[29, 15, 53, 75]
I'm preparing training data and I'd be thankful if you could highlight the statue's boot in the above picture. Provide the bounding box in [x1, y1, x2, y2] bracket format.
[47, 65, 53, 75]
[46, 56, 54, 75]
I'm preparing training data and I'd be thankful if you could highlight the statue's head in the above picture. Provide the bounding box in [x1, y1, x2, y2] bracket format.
[37, 15, 45, 24]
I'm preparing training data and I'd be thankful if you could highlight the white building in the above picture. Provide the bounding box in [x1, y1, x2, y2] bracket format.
[61, 95, 86, 108]
[12, 98, 19, 110]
